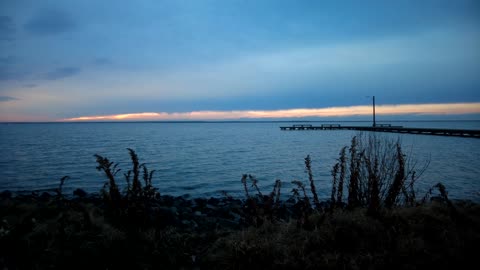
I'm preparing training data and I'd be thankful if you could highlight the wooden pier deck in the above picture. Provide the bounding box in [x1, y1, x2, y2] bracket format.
[279, 124, 480, 138]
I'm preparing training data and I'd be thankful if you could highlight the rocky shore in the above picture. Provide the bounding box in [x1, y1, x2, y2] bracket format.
[0, 189, 302, 231]
[1, 188, 480, 270]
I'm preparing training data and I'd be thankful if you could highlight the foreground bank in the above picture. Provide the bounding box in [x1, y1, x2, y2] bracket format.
[1, 190, 479, 270]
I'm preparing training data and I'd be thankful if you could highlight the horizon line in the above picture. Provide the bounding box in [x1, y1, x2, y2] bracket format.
[3, 119, 480, 124]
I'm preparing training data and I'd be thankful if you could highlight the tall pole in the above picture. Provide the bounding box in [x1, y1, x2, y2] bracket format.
[373, 96, 376, 127]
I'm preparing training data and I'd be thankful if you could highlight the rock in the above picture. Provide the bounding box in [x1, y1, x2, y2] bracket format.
[205, 204, 217, 211]
[181, 199, 193, 208]
[286, 197, 296, 204]
[180, 219, 198, 229]
[430, 196, 445, 203]
[213, 207, 233, 219]
[230, 212, 242, 223]
[207, 197, 220, 205]
[181, 206, 193, 214]
[229, 199, 243, 210]
[194, 198, 207, 208]
[174, 196, 192, 208]
[169, 206, 178, 215]
[318, 201, 330, 209]
[156, 206, 178, 225]
[161, 195, 175, 207]
[216, 218, 240, 228]
[39, 192, 52, 201]
[73, 188, 87, 198]
[0, 190, 12, 199]
[191, 220, 198, 229]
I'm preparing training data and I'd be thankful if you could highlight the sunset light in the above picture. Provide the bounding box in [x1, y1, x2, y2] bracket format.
[64, 103, 480, 121]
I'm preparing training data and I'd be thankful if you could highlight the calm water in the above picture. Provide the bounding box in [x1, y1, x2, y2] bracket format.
[1, 121, 479, 201]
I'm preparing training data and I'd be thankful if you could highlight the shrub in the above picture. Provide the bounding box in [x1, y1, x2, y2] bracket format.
[330, 134, 429, 213]
[240, 174, 283, 226]
[94, 149, 159, 223]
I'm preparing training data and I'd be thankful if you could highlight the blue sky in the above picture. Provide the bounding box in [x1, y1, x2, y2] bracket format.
[0, 0, 479, 121]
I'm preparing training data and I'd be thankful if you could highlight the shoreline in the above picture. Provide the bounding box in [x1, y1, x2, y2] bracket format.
[1, 189, 480, 269]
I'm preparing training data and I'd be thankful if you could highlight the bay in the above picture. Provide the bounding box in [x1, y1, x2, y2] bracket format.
[0, 121, 479, 201]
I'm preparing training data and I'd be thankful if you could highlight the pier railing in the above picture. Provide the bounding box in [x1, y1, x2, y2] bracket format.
[279, 124, 480, 138]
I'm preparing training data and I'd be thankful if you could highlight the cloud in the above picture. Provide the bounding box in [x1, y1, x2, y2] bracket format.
[0, 16, 15, 41]
[44, 67, 81, 80]
[0, 56, 15, 64]
[0, 96, 19, 102]
[102, 27, 478, 105]
[0, 56, 24, 81]
[92, 57, 112, 66]
[63, 102, 480, 121]
[24, 9, 75, 35]
[0, 69, 15, 80]
[0, 66, 26, 81]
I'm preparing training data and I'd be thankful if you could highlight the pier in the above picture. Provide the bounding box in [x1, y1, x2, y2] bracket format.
[279, 124, 480, 138]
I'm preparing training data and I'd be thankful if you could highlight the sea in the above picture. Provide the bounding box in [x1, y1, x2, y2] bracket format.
[1, 121, 479, 201]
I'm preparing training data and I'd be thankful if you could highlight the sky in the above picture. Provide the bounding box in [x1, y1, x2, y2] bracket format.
[0, 0, 479, 122]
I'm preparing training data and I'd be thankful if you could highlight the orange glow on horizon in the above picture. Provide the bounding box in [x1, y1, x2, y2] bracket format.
[63, 102, 480, 121]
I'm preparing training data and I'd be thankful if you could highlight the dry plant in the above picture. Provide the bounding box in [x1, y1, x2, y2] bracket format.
[330, 133, 430, 213]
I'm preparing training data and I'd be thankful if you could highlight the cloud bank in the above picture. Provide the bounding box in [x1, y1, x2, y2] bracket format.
[0, 16, 15, 41]
[64, 102, 480, 121]
[24, 9, 76, 36]
[44, 67, 81, 80]
[0, 96, 18, 102]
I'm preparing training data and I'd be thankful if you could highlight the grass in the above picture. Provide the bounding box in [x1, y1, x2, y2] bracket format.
[204, 201, 480, 270]
[0, 135, 477, 269]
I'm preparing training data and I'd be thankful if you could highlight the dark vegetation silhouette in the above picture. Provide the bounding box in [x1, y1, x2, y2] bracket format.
[0, 135, 478, 270]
